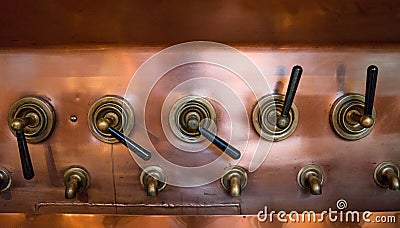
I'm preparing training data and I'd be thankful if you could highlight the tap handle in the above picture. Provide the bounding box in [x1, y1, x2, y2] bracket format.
[97, 118, 151, 161]
[364, 65, 378, 117]
[198, 125, 241, 160]
[16, 130, 35, 180]
[277, 65, 303, 129]
[11, 116, 36, 180]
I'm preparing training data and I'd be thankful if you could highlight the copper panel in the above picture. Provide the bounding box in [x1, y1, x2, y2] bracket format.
[0, 46, 399, 216]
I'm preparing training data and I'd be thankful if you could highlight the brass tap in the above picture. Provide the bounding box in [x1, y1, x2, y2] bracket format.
[140, 166, 167, 197]
[297, 164, 324, 195]
[374, 162, 400, 191]
[63, 167, 90, 199]
[221, 166, 247, 197]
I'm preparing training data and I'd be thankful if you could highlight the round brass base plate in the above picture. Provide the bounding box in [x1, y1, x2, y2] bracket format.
[169, 96, 217, 143]
[8, 96, 56, 143]
[88, 95, 135, 143]
[251, 94, 298, 142]
[329, 93, 376, 140]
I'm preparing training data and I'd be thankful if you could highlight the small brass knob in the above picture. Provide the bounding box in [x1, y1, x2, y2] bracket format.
[221, 166, 247, 197]
[96, 118, 111, 133]
[360, 115, 374, 128]
[64, 167, 90, 199]
[276, 65, 303, 130]
[65, 174, 81, 199]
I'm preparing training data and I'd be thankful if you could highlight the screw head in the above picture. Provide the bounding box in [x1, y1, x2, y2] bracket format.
[70, 115, 78, 122]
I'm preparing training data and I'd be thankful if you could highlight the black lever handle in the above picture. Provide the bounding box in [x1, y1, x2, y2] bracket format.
[97, 118, 151, 161]
[198, 125, 241, 160]
[359, 65, 378, 128]
[277, 65, 303, 129]
[11, 118, 35, 180]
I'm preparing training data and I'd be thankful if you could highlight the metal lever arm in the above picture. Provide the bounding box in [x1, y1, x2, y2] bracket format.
[11, 117, 36, 180]
[360, 65, 378, 128]
[97, 118, 151, 161]
[277, 65, 303, 129]
[198, 125, 241, 160]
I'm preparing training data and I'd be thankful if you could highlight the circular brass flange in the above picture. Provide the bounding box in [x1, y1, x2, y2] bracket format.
[88, 95, 135, 143]
[220, 166, 248, 193]
[8, 96, 56, 143]
[63, 166, 90, 192]
[374, 161, 399, 189]
[329, 93, 376, 140]
[0, 167, 12, 192]
[169, 96, 217, 143]
[140, 166, 167, 192]
[252, 94, 298, 142]
[297, 164, 324, 190]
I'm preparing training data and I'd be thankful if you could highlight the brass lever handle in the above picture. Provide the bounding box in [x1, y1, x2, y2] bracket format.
[384, 169, 400, 191]
[185, 112, 241, 160]
[65, 175, 81, 199]
[10, 114, 39, 180]
[8, 96, 56, 180]
[198, 125, 241, 160]
[277, 65, 303, 129]
[348, 65, 378, 128]
[97, 117, 152, 161]
[307, 172, 322, 195]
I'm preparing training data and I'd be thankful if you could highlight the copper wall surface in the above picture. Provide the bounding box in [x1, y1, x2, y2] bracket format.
[0, 46, 399, 215]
